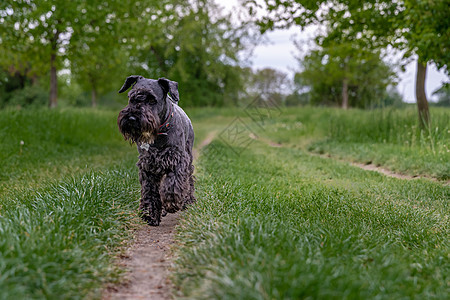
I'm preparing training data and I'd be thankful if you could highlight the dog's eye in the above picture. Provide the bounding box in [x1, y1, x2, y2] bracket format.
[130, 94, 146, 103]
[136, 94, 147, 101]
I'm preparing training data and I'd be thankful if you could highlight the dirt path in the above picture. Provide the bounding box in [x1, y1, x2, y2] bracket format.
[314, 153, 448, 183]
[193, 130, 218, 162]
[103, 132, 216, 300]
[249, 134, 447, 183]
[103, 213, 179, 300]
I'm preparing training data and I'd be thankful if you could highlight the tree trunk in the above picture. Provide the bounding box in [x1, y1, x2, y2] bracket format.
[342, 77, 349, 109]
[150, 45, 167, 73]
[415, 59, 430, 127]
[49, 53, 58, 108]
[91, 88, 97, 108]
[49, 30, 59, 108]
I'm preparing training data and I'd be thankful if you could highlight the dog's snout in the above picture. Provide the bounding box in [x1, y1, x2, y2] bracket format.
[128, 116, 136, 121]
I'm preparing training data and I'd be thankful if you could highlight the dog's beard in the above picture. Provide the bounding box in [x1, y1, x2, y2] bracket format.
[117, 108, 160, 145]
[121, 129, 157, 145]
[139, 110, 159, 144]
[140, 131, 156, 144]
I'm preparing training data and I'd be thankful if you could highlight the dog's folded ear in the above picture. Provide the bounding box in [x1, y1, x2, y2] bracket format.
[118, 75, 142, 93]
[158, 78, 180, 104]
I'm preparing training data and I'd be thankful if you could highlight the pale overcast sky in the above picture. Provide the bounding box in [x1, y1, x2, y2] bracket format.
[224, 1, 449, 102]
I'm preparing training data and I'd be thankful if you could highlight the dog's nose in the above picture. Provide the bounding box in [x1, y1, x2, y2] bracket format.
[129, 116, 136, 121]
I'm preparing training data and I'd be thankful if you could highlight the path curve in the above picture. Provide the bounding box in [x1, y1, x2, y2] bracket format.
[249, 134, 448, 183]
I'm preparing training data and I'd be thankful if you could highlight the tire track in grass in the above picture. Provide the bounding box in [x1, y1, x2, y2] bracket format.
[102, 132, 216, 300]
[249, 134, 449, 184]
[193, 130, 217, 162]
[318, 153, 449, 184]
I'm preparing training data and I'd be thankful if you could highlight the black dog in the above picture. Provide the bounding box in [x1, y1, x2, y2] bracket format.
[117, 75, 195, 226]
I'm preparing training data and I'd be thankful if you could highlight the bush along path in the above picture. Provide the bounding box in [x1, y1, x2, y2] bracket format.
[171, 139, 449, 299]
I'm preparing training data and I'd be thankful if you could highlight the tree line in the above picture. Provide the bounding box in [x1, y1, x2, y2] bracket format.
[1, 0, 448, 123]
[245, 0, 449, 126]
[0, 0, 254, 108]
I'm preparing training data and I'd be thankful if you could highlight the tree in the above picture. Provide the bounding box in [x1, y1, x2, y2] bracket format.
[66, 0, 168, 107]
[68, 1, 125, 107]
[1, 0, 68, 107]
[1, 0, 254, 108]
[298, 40, 396, 109]
[246, 68, 290, 105]
[0, 0, 165, 108]
[0, 67, 44, 108]
[132, 0, 255, 106]
[432, 83, 450, 107]
[244, 0, 449, 126]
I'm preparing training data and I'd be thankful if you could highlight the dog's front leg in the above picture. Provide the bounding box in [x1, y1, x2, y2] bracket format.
[159, 168, 189, 214]
[139, 170, 162, 226]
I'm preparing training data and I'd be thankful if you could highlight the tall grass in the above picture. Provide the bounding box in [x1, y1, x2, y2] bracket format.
[326, 107, 449, 156]
[255, 106, 449, 179]
[173, 140, 449, 299]
[0, 107, 140, 298]
[0, 107, 134, 191]
[0, 169, 140, 299]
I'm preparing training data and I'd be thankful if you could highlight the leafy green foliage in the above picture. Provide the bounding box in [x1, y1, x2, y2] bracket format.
[298, 42, 396, 108]
[0, 70, 48, 108]
[1, 0, 251, 107]
[5, 84, 48, 108]
[132, 0, 253, 107]
[0, 0, 131, 106]
[246, 0, 449, 72]
[401, 0, 449, 69]
[246, 0, 448, 123]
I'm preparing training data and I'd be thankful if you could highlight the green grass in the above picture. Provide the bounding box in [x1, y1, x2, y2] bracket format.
[0, 107, 140, 299]
[0, 169, 140, 299]
[174, 105, 449, 298]
[0, 107, 136, 193]
[255, 106, 450, 180]
[1, 105, 448, 299]
[173, 140, 449, 299]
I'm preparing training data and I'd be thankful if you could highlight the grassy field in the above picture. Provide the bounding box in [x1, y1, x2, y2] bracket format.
[0, 108, 141, 298]
[0, 105, 448, 299]
[0, 108, 137, 193]
[257, 106, 449, 180]
[188, 105, 449, 179]
[174, 138, 449, 299]
[173, 105, 449, 299]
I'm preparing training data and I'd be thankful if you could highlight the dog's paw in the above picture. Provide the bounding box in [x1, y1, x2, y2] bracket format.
[140, 212, 161, 226]
[182, 197, 196, 210]
[147, 219, 160, 226]
[141, 215, 160, 226]
[161, 208, 167, 217]
[163, 201, 179, 214]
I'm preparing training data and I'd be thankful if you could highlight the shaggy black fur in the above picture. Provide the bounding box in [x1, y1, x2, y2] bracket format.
[118, 75, 195, 226]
